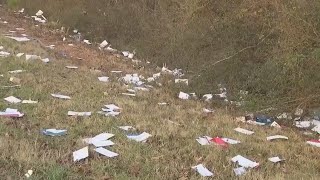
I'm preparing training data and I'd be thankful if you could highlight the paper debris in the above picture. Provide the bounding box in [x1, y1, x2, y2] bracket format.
[65, 66, 78, 69]
[178, 92, 189, 100]
[158, 102, 168, 106]
[118, 126, 135, 131]
[122, 93, 136, 97]
[0, 108, 24, 117]
[83, 39, 91, 45]
[99, 40, 109, 48]
[4, 96, 21, 103]
[51, 94, 71, 100]
[270, 121, 281, 128]
[266, 135, 288, 141]
[312, 126, 320, 134]
[111, 70, 122, 73]
[234, 127, 254, 135]
[26, 54, 40, 60]
[127, 132, 151, 142]
[25, 170, 33, 178]
[9, 76, 21, 84]
[211, 137, 228, 147]
[192, 164, 214, 177]
[231, 155, 259, 168]
[295, 121, 311, 128]
[9, 70, 25, 74]
[121, 74, 143, 86]
[175, 79, 188, 85]
[73, 146, 89, 162]
[42, 129, 67, 136]
[95, 147, 118, 158]
[106, 46, 117, 52]
[122, 51, 129, 57]
[268, 156, 284, 163]
[36, 10, 43, 16]
[203, 108, 214, 113]
[222, 138, 241, 144]
[68, 111, 91, 117]
[16, 53, 24, 57]
[0, 51, 10, 57]
[98, 76, 109, 82]
[104, 104, 121, 111]
[41, 58, 50, 63]
[277, 113, 292, 119]
[22, 99, 38, 104]
[99, 111, 121, 117]
[6, 36, 30, 42]
[306, 140, 320, 147]
[84, 133, 115, 147]
[233, 167, 246, 176]
[203, 94, 213, 101]
[196, 136, 212, 145]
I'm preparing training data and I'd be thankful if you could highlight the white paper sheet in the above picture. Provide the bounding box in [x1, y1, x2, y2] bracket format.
[4, 96, 21, 103]
[22, 100, 38, 104]
[94, 147, 118, 158]
[68, 111, 91, 117]
[268, 156, 284, 163]
[266, 135, 288, 141]
[127, 132, 151, 142]
[222, 138, 241, 144]
[192, 164, 214, 177]
[65, 66, 78, 69]
[178, 92, 189, 100]
[231, 155, 259, 168]
[98, 76, 109, 82]
[73, 146, 89, 162]
[118, 126, 135, 131]
[6, 36, 30, 42]
[196, 136, 212, 145]
[51, 94, 71, 100]
[234, 127, 254, 135]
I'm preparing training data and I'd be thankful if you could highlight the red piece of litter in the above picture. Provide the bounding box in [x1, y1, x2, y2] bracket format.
[210, 137, 228, 147]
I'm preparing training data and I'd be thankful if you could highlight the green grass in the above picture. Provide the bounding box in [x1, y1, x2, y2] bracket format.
[0, 11, 320, 180]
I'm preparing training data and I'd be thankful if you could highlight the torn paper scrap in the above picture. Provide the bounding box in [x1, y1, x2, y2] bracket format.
[268, 156, 284, 163]
[99, 111, 121, 117]
[41, 58, 50, 63]
[9, 77, 21, 84]
[192, 164, 214, 177]
[211, 137, 228, 147]
[196, 136, 212, 145]
[295, 121, 311, 128]
[16, 52, 24, 57]
[122, 51, 129, 57]
[111, 70, 122, 73]
[270, 121, 281, 128]
[95, 147, 118, 158]
[65, 66, 78, 69]
[158, 102, 168, 106]
[26, 54, 40, 60]
[25, 170, 33, 178]
[312, 126, 320, 134]
[68, 111, 91, 117]
[51, 94, 71, 100]
[175, 79, 189, 85]
[99, 40, 109, 48]
[203, 94, 213, 101]
[122, 93, 136, 97]
[231, 155, 259, 168]
[9, 70, 25, 74]
[73, 146, 89, 162]
[234, 127, 254, 135]
[222, 138, 241, 145]
[0, 51, 10, 57]
[6, 36, 30, 42]
[4, 96, 22, 103]
[83, 39, 91, 45]
[22, 100, 38, 104]
[266, 135, 288, 141]
[203, 108, 214, 113]
[118, 126, 135, 131]
[42, 129, 67, 136]
[0, 108, 24, 117]
[92, 140, 114, 147]
[92, 133, 115, 141]
[306, 139, 320, 147]
[233, 167, 246, 176]
[104, 104, 121, 111]
[127, 132, 151, 142]
[84, 133, 115, 146]
[178, 92, 189, 100]
[98, 76, 109, 82]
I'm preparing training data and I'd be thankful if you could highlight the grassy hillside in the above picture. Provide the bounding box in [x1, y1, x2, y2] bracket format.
[8, 0, 320, 110]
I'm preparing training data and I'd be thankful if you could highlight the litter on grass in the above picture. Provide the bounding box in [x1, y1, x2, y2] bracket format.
[122, 93, 136, 97]
[84, 133, 115, 147]
[65, 66, 78, 69]
[203, 108, 214, 113]
[68, 111, 91, 117]
[10, 77, 21, 84]
[268, 156, 285, 163]
[51, 94, 71, 100]
[9, 70, 25, 74]
[203, 94, 213, 101]
[99, 40, 109, 48]
[41, 58, 50, 63]
[221, 138, 241, 144]
[4, 96, 22, 103]
[15, 52, 23, 57]
[0, 108, 24, 117]
[175, 79, 188, 85]
[26, 54, 40, 60]
[5, 36, 30, 42]
[0, 51, 10, 57]
[306, 139, 320, 147]
[25, 170, 33, 178]
[94, 147, 118, 158]
[266, 135, 288, 141]
[42, 129, 67, 136]
[127, 132, 151, 142]
[22, 99, 38, 104]
[234, 127, 254, 135]
[98, 76, 109, 82]
[73, 146, 89, 162]
[178, 92, 189, 100]
[196, 136, 212, 145]
[192, 164, 214, 177]
[231, 155, 259, 168]
[118, 126, 135, 131]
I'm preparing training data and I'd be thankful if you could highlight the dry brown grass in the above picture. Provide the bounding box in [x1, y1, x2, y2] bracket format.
[0, 6, 319, 180]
